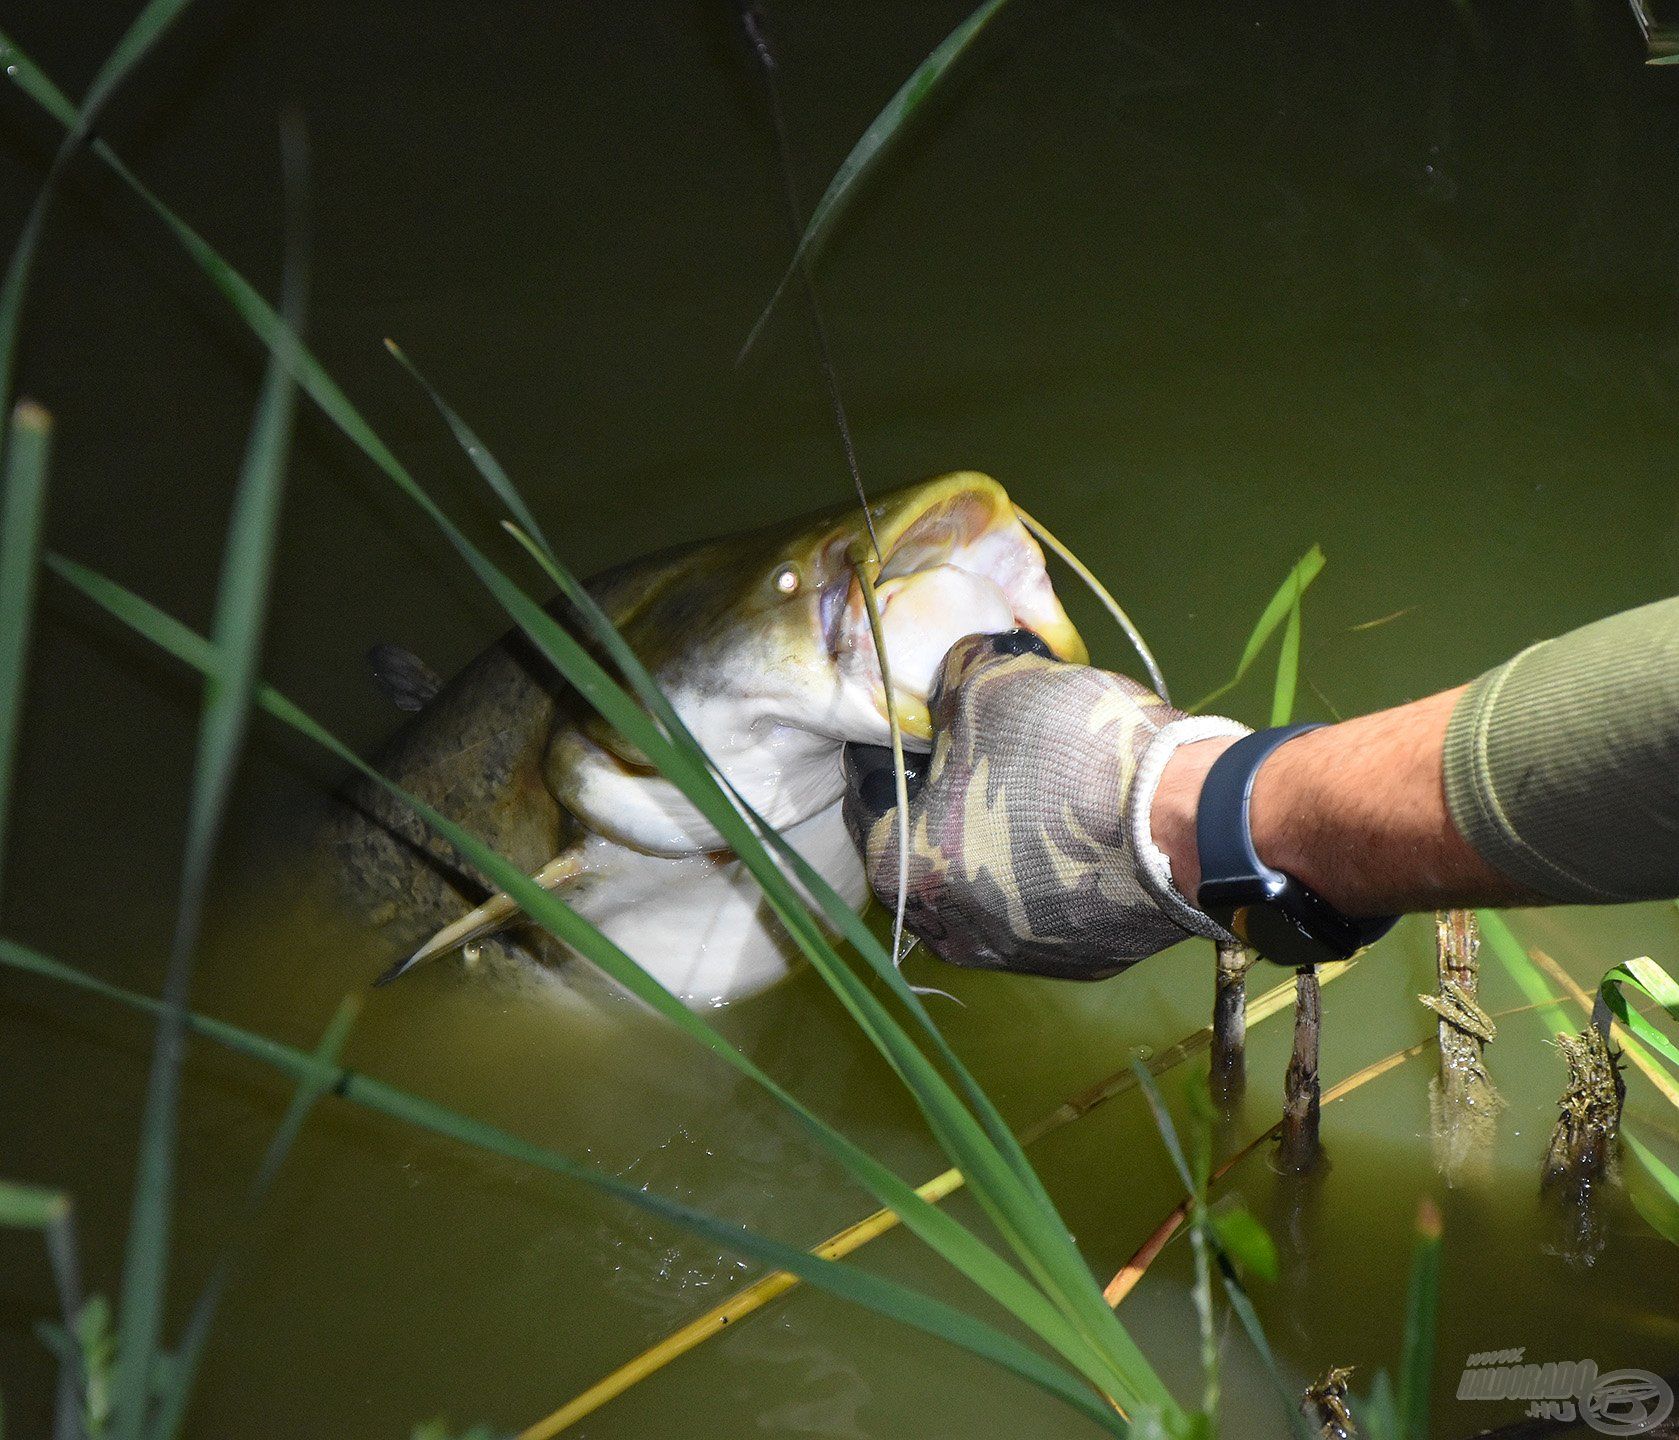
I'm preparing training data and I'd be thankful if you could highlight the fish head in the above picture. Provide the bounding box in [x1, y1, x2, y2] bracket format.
[558, 472, 1088, 849]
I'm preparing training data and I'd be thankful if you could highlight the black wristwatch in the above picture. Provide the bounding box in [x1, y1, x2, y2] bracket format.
[1194, 724, 1399, 968]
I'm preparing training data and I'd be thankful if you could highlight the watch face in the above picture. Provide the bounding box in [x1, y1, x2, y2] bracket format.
[1231, 901, 1337, 970]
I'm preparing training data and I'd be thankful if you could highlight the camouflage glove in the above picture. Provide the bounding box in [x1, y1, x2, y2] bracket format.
[842, 630, 1250, 978]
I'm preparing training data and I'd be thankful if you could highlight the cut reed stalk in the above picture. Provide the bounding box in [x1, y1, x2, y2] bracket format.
[1539, 1023, 1625, 1267]
[1529, 948, 1679, 1109]
[1423, 909, 1502, 1187]
[1211, 941, 1257, 1105]
[1300, 1364, 1356, 1440]
[1278, 969, 1324, 1175]
[1104, 1032, 1437, 1307]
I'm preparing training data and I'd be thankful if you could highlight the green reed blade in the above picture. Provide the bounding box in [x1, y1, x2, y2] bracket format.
[1131, 1064, 1217, 1425]
[737, 0, 1009, 361]
[1129, 1061, 1196, 1196]
[1191, 546, 1324, 715]
[0, 1178, 67, 1230]
[383, 340, 553, 561]
[1207, 1206, 1278, 1285]
[1, 1165, 87, 1439]
[46, 558, 1141, 1404]
[0, 401, 51, 903]
[152, 994, 360, 1440]
[1269, 592, 1303, 726]
[1474, 911, 1571, 1036]
[0, 37, 1176, 1407]
[1213, 1251, 1315, 1440]
[1626, 1132, 1679, 1249]
[1599, 957, 1679, 1071]
[0, 938, 1129, 1439]
[1395, 1199, 1443, 1440]
[1130, 1063, 1306, 1440]
[110, 126, 305, 1440]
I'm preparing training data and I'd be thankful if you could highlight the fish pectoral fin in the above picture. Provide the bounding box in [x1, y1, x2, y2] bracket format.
[374, 847, 588, 986]
[367, 642, 442, 713]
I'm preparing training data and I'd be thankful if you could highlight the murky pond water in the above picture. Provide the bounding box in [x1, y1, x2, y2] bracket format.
[4, 1, 1679, 1435]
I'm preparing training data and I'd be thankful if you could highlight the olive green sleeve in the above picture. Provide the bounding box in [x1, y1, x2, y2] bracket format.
[1443, 596, 1679, 903]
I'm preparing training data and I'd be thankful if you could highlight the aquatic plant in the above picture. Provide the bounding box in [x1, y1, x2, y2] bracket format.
[1479, 919, 1679, 1253]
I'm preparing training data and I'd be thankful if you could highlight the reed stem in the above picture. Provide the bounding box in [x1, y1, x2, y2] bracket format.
[1423, 909, 1502, 1187]
[1211, 941, 1257, 1106]
[1278, 968, 1324, 1174]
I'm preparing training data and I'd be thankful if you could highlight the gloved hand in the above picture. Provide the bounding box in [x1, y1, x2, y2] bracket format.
[842, 630, 1250, 978]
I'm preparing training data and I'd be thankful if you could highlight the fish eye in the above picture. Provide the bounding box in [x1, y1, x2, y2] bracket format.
[772, 563, 802, 596]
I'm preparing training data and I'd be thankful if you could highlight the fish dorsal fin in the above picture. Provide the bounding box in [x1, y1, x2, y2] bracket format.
[367, 643, 442, 713]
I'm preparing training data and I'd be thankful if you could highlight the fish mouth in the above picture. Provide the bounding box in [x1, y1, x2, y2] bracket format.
[822, 472, 1087, 742]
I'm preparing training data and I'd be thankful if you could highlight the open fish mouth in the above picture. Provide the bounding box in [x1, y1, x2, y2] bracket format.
[822, 472, 1087, 741]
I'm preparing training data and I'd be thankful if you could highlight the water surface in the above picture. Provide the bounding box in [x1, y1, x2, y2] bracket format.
[3, 2, 1679, 1435]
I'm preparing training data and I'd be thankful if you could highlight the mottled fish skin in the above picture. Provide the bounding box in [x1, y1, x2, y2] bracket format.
[325, 625, 576, 961]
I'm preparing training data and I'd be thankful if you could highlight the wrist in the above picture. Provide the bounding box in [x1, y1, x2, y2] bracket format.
[1149, 734, 1239, 902]
[1129, 717, 1249, 944]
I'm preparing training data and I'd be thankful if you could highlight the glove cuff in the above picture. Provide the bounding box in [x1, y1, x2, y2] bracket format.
[1128, 715, 1252, 945]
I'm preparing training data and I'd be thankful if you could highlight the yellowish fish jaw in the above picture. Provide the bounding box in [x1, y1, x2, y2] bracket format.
[834, 472, 1087, 743]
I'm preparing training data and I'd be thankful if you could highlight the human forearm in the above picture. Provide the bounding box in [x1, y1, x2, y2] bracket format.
[1151, 687, 1539, 919]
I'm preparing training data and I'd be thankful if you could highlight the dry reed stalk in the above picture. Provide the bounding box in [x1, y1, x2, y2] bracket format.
[1422, 909, 1503, 1186]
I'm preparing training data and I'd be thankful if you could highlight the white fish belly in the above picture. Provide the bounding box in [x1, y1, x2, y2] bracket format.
[564, 802, 867, 1008]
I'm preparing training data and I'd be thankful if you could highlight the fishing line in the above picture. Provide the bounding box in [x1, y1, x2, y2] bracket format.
[742, 4, 932, 977]
[737, 3, 881, 565]
[737, 9, 1171, 976]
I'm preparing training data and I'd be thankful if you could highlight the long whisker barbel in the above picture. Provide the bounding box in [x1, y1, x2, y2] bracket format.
[1013, 503, 1171, 702]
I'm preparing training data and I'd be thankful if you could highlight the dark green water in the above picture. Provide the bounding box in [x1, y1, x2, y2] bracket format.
[3, 1, 1679, 1435]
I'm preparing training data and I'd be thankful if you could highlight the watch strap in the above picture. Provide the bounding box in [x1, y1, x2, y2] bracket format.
[1195, 724, 1324, 891]
[1196, 724, 1399, 965]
